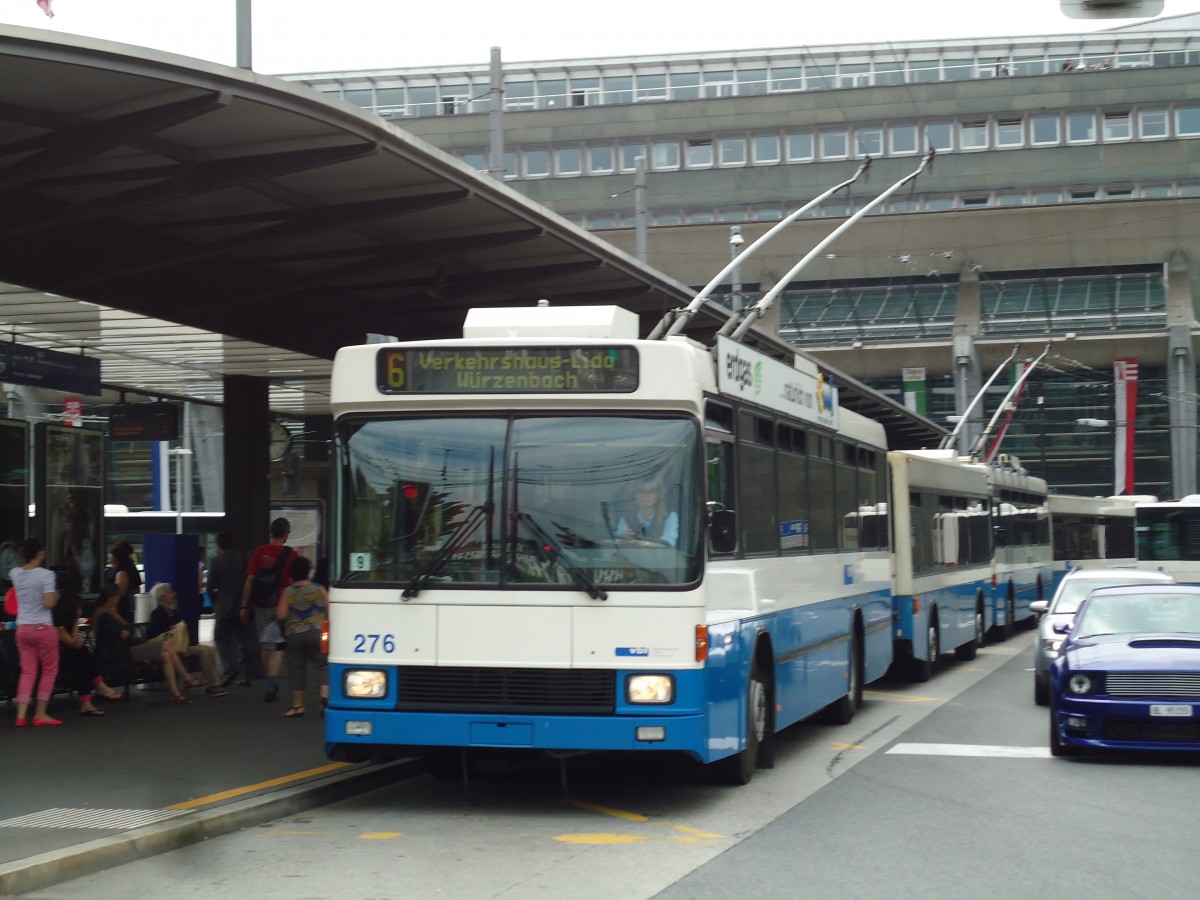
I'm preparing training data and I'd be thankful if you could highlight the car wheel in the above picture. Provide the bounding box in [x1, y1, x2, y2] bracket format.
[1033, 675, 1049, 706]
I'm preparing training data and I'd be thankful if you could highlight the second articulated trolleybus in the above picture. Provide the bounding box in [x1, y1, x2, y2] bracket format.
[885, 450, 1052, 680]
[325, 304, 893, 784]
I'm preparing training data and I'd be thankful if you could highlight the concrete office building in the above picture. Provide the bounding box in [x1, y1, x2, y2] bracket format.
[285, 13, 1200, 498]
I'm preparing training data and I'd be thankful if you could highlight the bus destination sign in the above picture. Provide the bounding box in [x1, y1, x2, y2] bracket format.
[377, 346, 639, 394]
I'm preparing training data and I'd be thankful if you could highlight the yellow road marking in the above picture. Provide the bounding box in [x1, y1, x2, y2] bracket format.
[863, 690, 937, 703]
[569, 800, 649, 822]
[564, 802, 725, 847]
[566, 801, 723, 846]
[554, 833, 647, 845]
[666, 824, 723, 840]
[830, 741, 863, 750]
[360, 832, 404, 840]
[164, 762, 353, 810]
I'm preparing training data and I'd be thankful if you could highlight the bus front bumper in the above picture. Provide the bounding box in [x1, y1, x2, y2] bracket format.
[325, 708, 713, 762]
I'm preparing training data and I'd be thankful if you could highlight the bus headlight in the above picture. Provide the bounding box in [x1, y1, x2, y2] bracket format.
[344, 669, 387, 699]
[627, 674, 674, 704]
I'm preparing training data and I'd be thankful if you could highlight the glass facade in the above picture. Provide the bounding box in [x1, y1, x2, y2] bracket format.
[862, 367, 1170, 499]
[299, 41, 1200, 119]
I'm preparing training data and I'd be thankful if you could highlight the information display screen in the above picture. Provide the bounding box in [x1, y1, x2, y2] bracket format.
[377, 346, 639, 394]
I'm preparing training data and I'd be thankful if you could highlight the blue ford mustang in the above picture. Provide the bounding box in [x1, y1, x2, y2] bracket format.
[1049, 583, 1200, 756]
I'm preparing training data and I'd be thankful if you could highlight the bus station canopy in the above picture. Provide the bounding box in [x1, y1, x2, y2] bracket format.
[0, 25, 943, 448]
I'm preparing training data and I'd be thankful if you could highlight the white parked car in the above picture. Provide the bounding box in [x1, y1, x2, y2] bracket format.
[1031, 567, 1175, 705]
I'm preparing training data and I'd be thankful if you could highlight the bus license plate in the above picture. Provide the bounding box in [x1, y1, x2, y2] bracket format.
[1150, 705, 1192, 717]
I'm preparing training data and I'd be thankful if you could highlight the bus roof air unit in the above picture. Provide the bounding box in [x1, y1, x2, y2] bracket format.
[464, 304, 639, 340]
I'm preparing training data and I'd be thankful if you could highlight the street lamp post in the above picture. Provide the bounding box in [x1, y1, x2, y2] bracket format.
[1037, 395, 1046, 477]
[729, 225, 744, 311]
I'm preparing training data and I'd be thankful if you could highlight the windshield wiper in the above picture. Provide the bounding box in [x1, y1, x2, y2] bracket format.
[515, 511, 607, 601]
[402, 503, 490, 599]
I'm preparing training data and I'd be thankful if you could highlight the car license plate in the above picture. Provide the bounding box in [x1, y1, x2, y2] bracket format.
[1149, 705, 1193, 717]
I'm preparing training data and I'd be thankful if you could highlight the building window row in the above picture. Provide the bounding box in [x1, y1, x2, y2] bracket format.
[311, 49, 1200, 119]
[569, 181, 1200, 231]
[458, 105, 1200, 179]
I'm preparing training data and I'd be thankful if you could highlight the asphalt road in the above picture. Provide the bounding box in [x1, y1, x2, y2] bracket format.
[19, 631, 1200, 900]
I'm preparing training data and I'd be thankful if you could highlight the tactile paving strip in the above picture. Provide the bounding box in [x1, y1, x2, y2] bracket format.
[0, 807, 188, 830]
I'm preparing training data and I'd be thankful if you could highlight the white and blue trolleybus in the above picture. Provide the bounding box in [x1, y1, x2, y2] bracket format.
[887, 449, 993, 680]
[1047, 493, 1139, 586]
[1134, 494, 1200, 584]
[323, 304, 893, 783]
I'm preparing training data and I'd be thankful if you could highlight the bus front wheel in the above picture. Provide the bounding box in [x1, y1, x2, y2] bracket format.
[819, 633, 861, 724]
[713, 658, 768, 785]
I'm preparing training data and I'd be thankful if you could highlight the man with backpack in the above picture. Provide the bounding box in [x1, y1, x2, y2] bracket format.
[239, 517, 295, 703]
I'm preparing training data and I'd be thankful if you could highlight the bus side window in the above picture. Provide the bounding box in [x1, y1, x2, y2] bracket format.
[707, 439, 736, 554]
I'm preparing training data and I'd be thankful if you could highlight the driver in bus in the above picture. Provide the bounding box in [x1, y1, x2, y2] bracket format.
[616, 475, 679, 547]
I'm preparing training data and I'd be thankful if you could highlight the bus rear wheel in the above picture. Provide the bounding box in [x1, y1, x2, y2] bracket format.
[909, 617, 939, 682]
[713, 659, 768, 785]
[957, 605, 984, 661]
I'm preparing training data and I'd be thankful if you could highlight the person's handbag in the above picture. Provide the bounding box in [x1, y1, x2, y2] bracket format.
[162, 621, 189, 653]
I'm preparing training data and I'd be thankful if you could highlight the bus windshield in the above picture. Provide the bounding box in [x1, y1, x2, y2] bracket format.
[338, 414, 702, 589]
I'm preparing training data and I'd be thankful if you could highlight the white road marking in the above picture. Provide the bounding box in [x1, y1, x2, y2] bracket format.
[887, 742, 1051, 759]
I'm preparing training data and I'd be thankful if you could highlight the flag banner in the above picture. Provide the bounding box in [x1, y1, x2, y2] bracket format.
[1113, 359, 1138, 495]
[36, 0, 54, 19]
[901, 367, 927, 416]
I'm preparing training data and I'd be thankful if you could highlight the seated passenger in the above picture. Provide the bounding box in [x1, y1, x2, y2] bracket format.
[616, 475, 679, 547]
[146, 582, 227, 697]
[53, 592, 123, 716]
[92, 583, 196, 705]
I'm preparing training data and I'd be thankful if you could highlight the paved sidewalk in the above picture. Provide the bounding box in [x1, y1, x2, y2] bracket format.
[0, 669, 417, 894]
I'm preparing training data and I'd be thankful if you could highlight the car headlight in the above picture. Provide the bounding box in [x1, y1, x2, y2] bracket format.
[344, 669, 387, 699]
[1067, 673, 1094, 695]
[626, 674, 674, 704]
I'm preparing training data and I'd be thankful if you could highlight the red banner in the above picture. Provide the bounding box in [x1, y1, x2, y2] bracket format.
[1113, 359, 1138, 495]
[63, 396, 82, 427]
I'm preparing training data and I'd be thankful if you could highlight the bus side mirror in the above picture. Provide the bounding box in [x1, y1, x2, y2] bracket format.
[709, 509, 737, 554]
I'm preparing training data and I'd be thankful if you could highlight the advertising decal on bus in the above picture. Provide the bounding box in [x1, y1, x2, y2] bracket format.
[715, 336, 837, 430]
